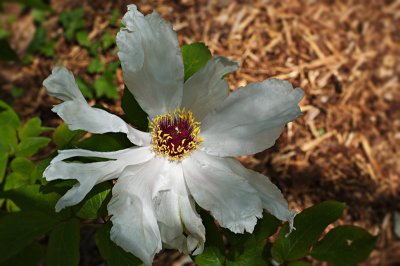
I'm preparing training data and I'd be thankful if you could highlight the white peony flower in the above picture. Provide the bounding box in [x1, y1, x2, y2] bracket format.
[43, 4, 303, 266]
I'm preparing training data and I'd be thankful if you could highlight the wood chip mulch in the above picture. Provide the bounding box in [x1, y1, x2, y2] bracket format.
[0, 0, 399, 265]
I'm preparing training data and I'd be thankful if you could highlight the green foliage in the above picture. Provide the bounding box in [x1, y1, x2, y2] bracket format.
[15, 136, 51, 157]
[0, 242, 44, 266]
[7, 0, 50, 10]
[0, 28, 10, 39]
[195, 247, 225, 266]
[59, 8, 85, 42]
[121, 86, 149, 131]
[73, 182, 112, 220]
[270, 201, 376, 265]
[181, 42, 212, 81]
[93, 71, 118, 99]
[10, 86, 24, 98]
[109, 8, 120, 26]
[101, 30, 116, 49]
[311, 225, 377, 266]
[3, 185, 59, 214]
[95, 222, 143, 266]
[0, 154, 7, 183]
[195, 202, 376, 266]
[0, 211, 58, 262]
[196, 212, 281, 266]
[0, 101, 20, 129]
[0, 103, 51, 201]
[76, 30, 90, 48]
[0, 38, 19, 61]
[76, 132, 133, 152]
[88, 56, 105, 74]
[27, 27, 56, 57]
[271, 201, 346, 262]
[75, 77, 94, 98]
[53, 123, 85, 149]
[46, 218, 80, 266]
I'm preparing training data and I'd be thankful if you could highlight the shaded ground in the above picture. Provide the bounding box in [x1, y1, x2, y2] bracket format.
[0, 0, 399, 265]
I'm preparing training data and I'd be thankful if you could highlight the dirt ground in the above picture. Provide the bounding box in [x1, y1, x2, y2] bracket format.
[0, 0, 399, 265]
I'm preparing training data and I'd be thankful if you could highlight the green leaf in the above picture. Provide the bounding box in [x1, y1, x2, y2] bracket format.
[59, 8, 85, 41]
[27, 27, 47, 53]
[46, 218, 80, 266]
[107, 61, 120, 72]
[201, 210, 225, 252]
[32, 9, 47, 23]
[74, 182, 112, 219]
[0, 38, 18, 61]
[181, 42, 212, 81]
[109, 8, 120, 26]
[288, 262, 312, 266]
[0, 100, 20, 129]
[0, 125, 18, 154]
[16, 136, 51, 157]
[88, 56, 105, 74]
[311, 225, 377, 266]
[10, 157, 35, 176]
[0, 242, 45, 266]
[88, 41, 101, 56]
[0, 153, 7, 183]
[253, 212, 281, 241]
[0, 211, 58, 262]
[101, 30, 115, 49]
[4, 172, 30, 191]
[95, 222, 143, 266]
[271, 201, 345, 263]
[53, 123, 85, 148]
[11, 0, 50, 10]
[75, 77, 94, 98]
[93, 72, 118, 99]
[40, 40, 56, 57]
[225, 212, 281, 247]
[76, 30, 90, 48]
[10, 86, 23, 98]
[77, 132, 132, 152]
[223, 212, 280, 263]
[194, 212, 226, 265]
[18, 117, 51, 141]
[31, 157, 52, 184]
[2, 185, 60, 214]
[121, 86, 148, 131]
[0, 28, 10, 39]
[195, 246, 225, 266]
[41, 179, 77, 197]
[226, 242, 266, 266]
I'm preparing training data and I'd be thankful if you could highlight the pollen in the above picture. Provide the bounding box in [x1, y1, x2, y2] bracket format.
[149, 108, 203, 161]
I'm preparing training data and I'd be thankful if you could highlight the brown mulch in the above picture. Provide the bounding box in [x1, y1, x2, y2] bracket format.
[0, 0, 399, 265]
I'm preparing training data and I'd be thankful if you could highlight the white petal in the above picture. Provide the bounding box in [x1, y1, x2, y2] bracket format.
[52, 101, 150, 146]
[43, 67, 86, 103]
[182, 150, 262, 233]
[117, 5, 183, 118]
[153, 161, 205, 254]
[43, 66, 150, 146]
[221, 157, 296, 228]
[200, 79, 304, 157]
[181, 56, 239, 121]
[108, 158, 169, 266]
[51, 147, 134, 162]
[44, 147, 154, 211]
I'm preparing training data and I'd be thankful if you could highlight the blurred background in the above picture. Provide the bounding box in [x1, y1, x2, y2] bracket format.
[0, 0, 399, 265]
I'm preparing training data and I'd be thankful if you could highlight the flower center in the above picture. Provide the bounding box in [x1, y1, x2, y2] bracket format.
[150, 108, 203, 161]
